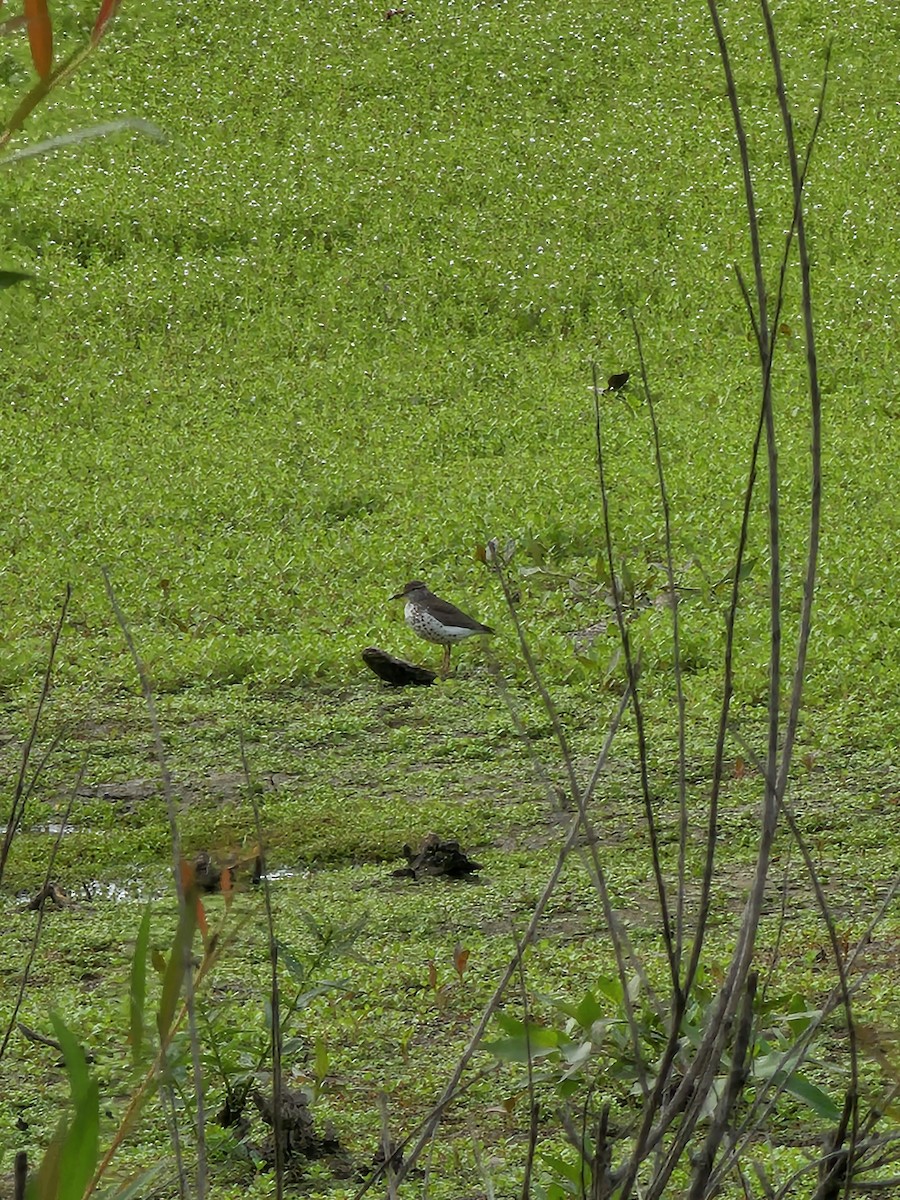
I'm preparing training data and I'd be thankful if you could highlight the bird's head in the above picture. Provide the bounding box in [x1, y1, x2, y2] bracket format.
[390, 580, 427, 601]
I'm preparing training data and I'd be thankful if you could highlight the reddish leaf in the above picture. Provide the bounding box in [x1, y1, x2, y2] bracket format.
[91, 0, 123, 44]
[220, 866, 233, 909]
[195, 893, 208, 942]
[734, 757, 746, 780]
[427, 959, 438, 991]
[24, 0, 52, 78]
[453, 942, 470, 979]
[179, 857, 194, 895]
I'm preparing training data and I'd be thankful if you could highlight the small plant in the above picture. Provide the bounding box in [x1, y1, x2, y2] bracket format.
[23, 863, 227, 1199]
[486, 969, 841, 1120]
[203, 922, 357, 1139]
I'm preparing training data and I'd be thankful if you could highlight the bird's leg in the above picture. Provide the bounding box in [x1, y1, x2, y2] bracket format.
[441, 645, 451, 678]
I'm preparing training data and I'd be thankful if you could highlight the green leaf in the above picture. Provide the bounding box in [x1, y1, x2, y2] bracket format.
[484, 1017, 565, 1062]
[0, 269, 33, 288]
[129, 902, 152, 1066]
[780, 1072, 842, 1121]
[574, 990, 604, 1029]
[556, 1077, 581, 1100]
[96, 1159, 167, 1199]
[283, 980, 346, 1024]
[49, 1013, 89, 1106]
[559, 1038, 594, 1078]
[156, 904, 195, 1041]
[37, 1016, 99, 1200]
[540, 1152, 590, 1189]
[737, 556, 758, 582]
[27, 1118, 65, 1199]
[594, 975, 624, 1006]
[58, 1079, 99, 1200]
[542, 992, 581, 1022]
[314, 1035, 329, 1079]
[276, 940, 309, 986]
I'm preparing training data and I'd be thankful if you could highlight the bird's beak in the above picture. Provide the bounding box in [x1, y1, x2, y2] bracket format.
[390, 590, 405, 601]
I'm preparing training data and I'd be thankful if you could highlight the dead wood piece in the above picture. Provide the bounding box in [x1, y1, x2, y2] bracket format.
[14, 1151, 27, 1200]
[22, 881, 68, 911]
[250, 1086, 349, 1174]
[192, 850, 258, 893]
[192, 851, 222, 893]
[362, 647, 437, 687]
[393, 832, 482, 880]
[18, 1021, 95, 1063]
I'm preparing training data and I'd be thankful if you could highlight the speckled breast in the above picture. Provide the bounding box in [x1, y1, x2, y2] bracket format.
[405, 602, 473, 645]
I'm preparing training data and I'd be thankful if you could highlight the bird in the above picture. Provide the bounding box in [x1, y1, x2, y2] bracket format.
[390, 580, 494, 677]
[607, 371, 630, 392]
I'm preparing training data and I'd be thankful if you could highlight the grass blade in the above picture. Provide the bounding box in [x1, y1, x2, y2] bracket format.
[0, 119, 166, 167]
[129, 903, 152, 1067]
[156, 903, 196, 1042]
[58, 1080, 99, 1200]
[49, 1014, 90, 1105]
[28, 1118, 65, 1199]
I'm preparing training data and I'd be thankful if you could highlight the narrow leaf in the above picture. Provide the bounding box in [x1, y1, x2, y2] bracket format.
[276, 941, 309, 986]
[220, 865, 233, 909]
[128, 902, 152, 1066]
[24, 0, 52, 78]
[156, 904, 195, 1040]
[0, 119, 166, 168]
[58, 1079, 99, 1200]
[453, 942, 469, 979]
[195, 892, 208, 943]
[27, 1115, 66, 1200]
[91, 0, 123, 43]
[49, 1013, 89, 1105]
[0, 268, 33, 288]
[314, 1035, 329, 1089]
[98, 1160, 167, 1200]
[539, 1153, 589, 1188]
[780, 1072, 842, 1121]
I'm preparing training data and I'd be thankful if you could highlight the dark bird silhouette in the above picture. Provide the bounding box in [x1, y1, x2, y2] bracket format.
[362, 646, 436, 687]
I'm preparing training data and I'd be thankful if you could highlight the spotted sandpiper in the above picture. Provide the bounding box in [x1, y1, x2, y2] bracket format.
[390, 580, 494, 677]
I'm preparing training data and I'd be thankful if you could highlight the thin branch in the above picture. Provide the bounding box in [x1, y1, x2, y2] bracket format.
[630, 313, 688, 975]
[0, 764, 82, 1062]
[391, 684, 631, 1186]
[486, 542, 583, 808]
[688, 972, 758, 1198]
[592, 361, 677, 993]
[242, 735, 283, 1200]
[487, 561, 660, 1077]
[102, 570, 207, 1200]
[488, 646, 663, 1046]
[0, 585, 70, 884]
